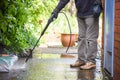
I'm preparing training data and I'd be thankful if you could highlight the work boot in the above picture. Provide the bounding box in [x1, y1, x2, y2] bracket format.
[70, 60, 85, 68]
[80, 62, 96, 70]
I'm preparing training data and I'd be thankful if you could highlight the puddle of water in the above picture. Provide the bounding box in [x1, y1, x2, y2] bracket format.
[0, 53, 104, 80]
[34, 53, 61, 59]
[25, 58, 78, 80]
[34, 53, 77, 59]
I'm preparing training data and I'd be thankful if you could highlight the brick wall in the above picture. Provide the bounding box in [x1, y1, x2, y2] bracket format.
[114, 0, 120, 80]
[102, 0, 104, 49]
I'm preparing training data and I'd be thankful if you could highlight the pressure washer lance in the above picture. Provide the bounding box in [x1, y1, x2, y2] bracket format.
[25, 12, 72, 62]
[25, 14, 56, 62]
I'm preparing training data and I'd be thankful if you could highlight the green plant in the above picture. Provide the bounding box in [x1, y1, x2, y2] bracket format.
[0, 0, 33, 53]
[0, 0, 61, 54]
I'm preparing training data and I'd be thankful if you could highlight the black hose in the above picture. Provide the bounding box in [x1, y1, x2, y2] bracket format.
[60, 12, 72, 53]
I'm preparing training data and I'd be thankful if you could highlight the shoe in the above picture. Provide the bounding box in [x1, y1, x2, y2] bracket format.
[70, 60, 85, 68]
[80, 62, 96, 70]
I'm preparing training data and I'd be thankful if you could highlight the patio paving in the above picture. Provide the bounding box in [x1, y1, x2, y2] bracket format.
[0, 47, 105, 80]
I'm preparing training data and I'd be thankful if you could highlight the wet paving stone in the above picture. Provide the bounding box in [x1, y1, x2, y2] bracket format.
[25, 58, 78, 80]
[18, 56, 103, 80]
[0, 47, 104, 80]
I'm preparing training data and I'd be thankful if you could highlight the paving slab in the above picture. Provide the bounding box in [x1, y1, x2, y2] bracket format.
[0, 47, 104, 80]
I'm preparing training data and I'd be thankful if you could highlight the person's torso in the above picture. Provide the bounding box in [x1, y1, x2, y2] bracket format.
[75, 0, 95, 17]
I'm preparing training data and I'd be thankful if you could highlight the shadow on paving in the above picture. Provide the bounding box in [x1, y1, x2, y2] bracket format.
[0, 47, 104, 80]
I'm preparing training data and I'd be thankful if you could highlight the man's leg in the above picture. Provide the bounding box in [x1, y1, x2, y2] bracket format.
[85, 17, 99, 63]
[80, 17, 99, 69]
[77, 17, 87, 62]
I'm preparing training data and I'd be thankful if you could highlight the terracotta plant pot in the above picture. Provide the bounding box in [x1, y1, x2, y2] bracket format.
[61, 33, 78, 47]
